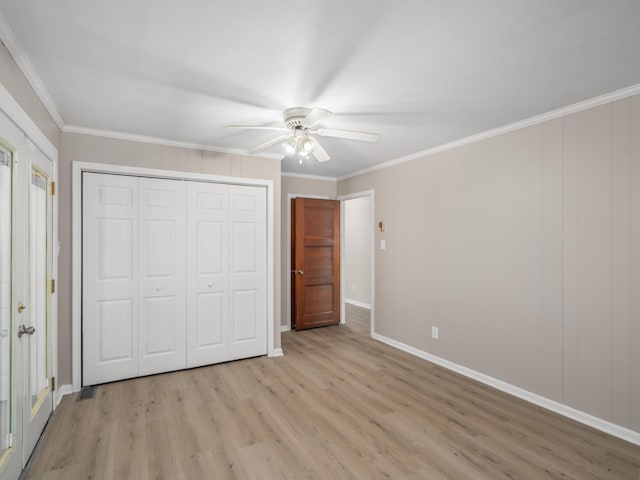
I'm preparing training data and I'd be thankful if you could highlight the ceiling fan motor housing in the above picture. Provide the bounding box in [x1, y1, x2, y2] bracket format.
[283, 107, 313, 130]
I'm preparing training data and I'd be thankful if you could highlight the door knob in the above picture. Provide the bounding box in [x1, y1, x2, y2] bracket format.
[297, 270, 304, 276]
[18, 325, 36, 338]
[17, 302, 26, 313]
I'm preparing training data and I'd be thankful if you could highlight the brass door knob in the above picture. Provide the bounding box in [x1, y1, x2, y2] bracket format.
[17, 302, 26, 313]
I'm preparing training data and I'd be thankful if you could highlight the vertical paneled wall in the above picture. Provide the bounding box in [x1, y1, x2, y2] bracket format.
[338, 94, 640, 433]
[58, 132, 281, 385]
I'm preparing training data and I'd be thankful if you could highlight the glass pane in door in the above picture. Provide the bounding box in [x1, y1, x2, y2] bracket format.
[0, 146, 12, 458]
[28, 169, 49, 410]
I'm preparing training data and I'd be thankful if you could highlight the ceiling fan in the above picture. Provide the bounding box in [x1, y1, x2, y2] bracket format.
[225, 107, 379, 163]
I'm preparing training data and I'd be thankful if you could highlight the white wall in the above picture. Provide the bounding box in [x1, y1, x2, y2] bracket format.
[344, 196, 372, 307]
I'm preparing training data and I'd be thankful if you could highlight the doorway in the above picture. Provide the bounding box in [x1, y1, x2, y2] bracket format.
[0, 110, 56, 480]
[290, 197, 341, 330]
[339, 191, 374, 336]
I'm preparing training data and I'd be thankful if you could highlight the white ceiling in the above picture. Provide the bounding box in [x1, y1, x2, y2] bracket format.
[1, 1, 640, 178]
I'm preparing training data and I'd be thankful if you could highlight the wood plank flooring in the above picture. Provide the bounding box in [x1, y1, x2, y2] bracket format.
[23, 305, 640, 479]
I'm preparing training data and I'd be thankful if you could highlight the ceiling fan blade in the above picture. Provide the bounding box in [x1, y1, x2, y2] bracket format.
[303, 108, 331, 127]
[311, 138, 331, 162]
[224, 125, 288, 131]
[249, 134, 291, 153]
[314, 128, 379, 143]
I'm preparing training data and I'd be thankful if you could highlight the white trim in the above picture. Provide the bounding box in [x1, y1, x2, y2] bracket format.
[72, 161, 277, 391]
[372, 332, 640, 447]
[285, 193, 331, 330]
[344, 299, 371, 310]
[64, 125, 284, 161]
[338, 82, 640, 181]
[338, 190, 375, 336]
[0, 83, 57, 162]
[0, 11, 66, 130]
[281, 172, 337, 182]
[270, 348, 284, 357]
[54, 385, 72, 408]
[280, 325, 291, 333]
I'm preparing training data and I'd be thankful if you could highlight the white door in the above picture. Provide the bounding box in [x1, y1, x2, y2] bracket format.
[0, 116, 22, 480]
[82, 174, 267, 386]
[138, 178, 186, 376]
[23, 143, 54, 458]
[82, 173, 139, 385]
[228, 185, 267, 360]
[1, 113, 54, 480]
[186, 182, 229, 367]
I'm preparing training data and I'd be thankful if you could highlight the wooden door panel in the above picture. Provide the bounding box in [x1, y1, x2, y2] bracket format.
[292, 198, 340, 330]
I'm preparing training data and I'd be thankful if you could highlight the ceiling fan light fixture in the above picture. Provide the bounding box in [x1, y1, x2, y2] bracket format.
[284, 136, 299, 154]
[299, 137, 315, 155]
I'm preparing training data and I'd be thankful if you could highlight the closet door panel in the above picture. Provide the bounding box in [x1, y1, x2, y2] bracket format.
[186, 182, 229, 367]
[83, 173, 139, 385]
[229, 185, 267, 360]
[138, 178, 187, 375]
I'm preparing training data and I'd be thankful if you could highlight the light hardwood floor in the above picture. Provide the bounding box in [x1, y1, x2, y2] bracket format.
[23, 305, 640, 479]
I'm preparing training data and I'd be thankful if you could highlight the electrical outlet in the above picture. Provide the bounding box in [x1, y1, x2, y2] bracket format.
[351, 284, 356, 293]
[432, 326, 439, 340]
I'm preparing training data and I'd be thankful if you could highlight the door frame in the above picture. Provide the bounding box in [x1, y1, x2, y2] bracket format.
[284, 193, 330, 332]
[338, 190, 375, 337]
[71, 162, 276, 392]
[0, 82, 59, 474]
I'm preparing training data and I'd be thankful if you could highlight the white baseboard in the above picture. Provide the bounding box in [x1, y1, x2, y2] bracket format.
[270, 348, 284, 357]
[54, 384, 73, 408]
[345, 299, 371, 309]
[371, 332, 640, 447]
[280, 325, 291, 332]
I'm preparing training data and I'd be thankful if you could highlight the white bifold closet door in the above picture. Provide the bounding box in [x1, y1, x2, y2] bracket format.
[138, 178, 187, 376]
[83, 173, 266, 386]
[186, 182, 267, 367]
[82, 174, 140, 384]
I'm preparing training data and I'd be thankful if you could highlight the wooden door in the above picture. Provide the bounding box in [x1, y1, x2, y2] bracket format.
[291, 198, 340, 330]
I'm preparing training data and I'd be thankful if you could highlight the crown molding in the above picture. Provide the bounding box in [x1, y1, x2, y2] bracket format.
[0, 81, 57, 160]
[64, 125, 285, 161]
[338, 82, 640, 182]
[0, 10, 65, 130]
[281, 171, 337, 182]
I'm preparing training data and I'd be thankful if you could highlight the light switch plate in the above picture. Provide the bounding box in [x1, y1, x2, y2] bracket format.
[432, 326, 439, 339]
[381, 239, 386, 250]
